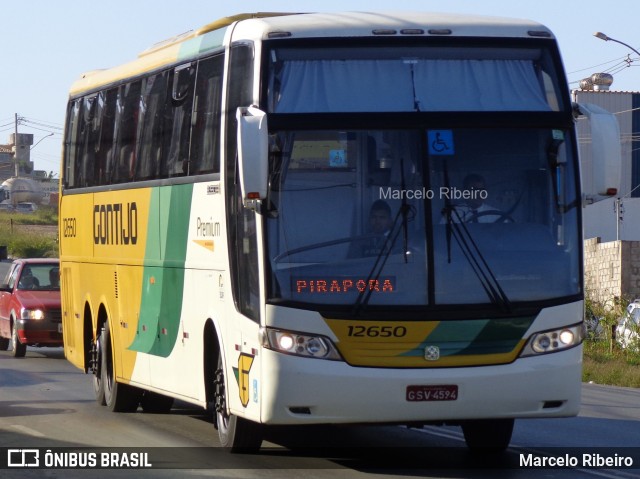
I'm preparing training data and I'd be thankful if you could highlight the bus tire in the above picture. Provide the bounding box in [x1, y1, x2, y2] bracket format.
[461, 418, 514, 453]
[214, 353, 262, 453]
[140, 391, 174, 413]
[93, 331, 106, 406]
[11, 320, 26, 357]
[101, 321, 141, 413]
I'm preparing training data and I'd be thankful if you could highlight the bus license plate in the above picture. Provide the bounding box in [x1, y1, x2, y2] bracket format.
[406, 385, 458, 402]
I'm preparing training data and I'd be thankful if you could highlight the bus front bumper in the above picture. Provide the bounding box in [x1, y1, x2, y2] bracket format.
[258, 345, 582, 425]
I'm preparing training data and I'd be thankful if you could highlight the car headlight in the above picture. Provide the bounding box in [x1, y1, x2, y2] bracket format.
[21, 308, 45, 320]
[260, 327, 342, 360]
[520, 323, 585, 357]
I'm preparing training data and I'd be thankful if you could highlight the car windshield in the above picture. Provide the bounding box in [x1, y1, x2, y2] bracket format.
[17, 264, 60, 291]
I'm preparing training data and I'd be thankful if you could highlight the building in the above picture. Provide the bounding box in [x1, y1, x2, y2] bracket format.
[0, 133, 57, 207]
[574, 86, 640, 302]
[573, 88, 640, 242]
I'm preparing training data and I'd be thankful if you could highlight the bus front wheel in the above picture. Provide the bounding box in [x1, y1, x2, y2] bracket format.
[461, 418, 514, 453]
[213, 354, 262, 452]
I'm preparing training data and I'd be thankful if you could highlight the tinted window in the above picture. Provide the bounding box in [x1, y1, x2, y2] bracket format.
[191, 55, 224, 174]
[63, 55, 220, 189]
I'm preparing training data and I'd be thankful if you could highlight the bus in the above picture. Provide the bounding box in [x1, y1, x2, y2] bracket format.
[59, 11, 620, 452]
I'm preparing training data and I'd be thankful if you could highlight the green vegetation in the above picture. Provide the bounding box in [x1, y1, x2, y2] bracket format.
[583, 293, 640, 388]
[0, 208, 58, 258]
[583, 340, 640, 388]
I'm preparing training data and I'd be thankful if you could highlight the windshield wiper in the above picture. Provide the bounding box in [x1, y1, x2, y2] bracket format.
[352, 156, 415, 317]
[441, 166, 511, 312]
[352, 203, 414, 317]
[444, 208, 512, 312]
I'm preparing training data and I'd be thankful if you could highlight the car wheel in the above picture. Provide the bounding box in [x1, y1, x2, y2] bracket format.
[0, 335, 9, 351]
[11, 321, 26, 358]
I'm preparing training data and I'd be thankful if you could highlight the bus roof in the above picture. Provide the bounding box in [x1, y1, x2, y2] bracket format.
[233, 11, 553, 41]
[69, 11, 553, 97]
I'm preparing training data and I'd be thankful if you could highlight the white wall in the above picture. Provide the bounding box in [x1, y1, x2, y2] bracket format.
[573, 90, 638, 241]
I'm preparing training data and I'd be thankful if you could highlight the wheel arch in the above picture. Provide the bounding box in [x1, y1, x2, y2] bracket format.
[203, 317, 223, 409]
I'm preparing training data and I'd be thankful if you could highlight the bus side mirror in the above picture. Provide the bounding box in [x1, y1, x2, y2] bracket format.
[236, 106, 268, 210]
[575, 102, 621, 203]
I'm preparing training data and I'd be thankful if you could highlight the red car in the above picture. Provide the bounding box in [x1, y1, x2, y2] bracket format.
[0, 258, 62, 357]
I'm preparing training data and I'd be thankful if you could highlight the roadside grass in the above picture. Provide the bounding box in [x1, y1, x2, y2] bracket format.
[583, 339, 640, 388]
[582, 293, 640, 388]
[0, 208, 58, 258]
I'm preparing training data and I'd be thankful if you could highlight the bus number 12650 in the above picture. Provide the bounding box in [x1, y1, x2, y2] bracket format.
[347, 325, 407, 338]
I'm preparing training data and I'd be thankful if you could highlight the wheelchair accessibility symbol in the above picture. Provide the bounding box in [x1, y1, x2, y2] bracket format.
[428, 130, 455, 155]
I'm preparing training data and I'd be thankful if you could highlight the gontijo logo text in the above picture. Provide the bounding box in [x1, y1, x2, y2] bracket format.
[93, 202, 138, 245]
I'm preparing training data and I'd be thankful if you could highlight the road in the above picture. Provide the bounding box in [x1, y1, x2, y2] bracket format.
[0, 346, 639, 479]
[1, 261, 639, 478]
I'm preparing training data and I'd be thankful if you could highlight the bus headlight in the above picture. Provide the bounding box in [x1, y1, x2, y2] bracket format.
[260, 327, 342, 360]
[520, 323, 585, 357]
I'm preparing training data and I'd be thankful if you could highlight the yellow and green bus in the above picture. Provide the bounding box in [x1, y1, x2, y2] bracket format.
[59, 11, 620, 452]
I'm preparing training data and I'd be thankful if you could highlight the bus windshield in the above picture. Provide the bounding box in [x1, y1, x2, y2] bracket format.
[265, 42, 576, 311]
[266, 127, 580, 309]
[267, 44, 563, 113]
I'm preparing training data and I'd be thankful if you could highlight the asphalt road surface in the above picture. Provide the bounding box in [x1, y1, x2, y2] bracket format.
[0, 345, 639, 478]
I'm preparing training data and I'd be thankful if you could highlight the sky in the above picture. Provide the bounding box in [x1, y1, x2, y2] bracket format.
[2, 0, 640, 174]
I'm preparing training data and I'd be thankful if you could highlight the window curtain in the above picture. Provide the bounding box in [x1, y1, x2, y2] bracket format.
[273, 59, 550, 113]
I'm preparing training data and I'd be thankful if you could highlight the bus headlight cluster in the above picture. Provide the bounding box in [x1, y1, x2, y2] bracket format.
[520, 323, 585, 357]
[21, 308, 45, 320]
[261, 328, 342, 360]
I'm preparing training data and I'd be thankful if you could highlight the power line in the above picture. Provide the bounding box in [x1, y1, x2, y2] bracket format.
[20, 124, 63, 135]
[22, 116, 64, 128]
[20, 118, 64, 131]
[569, 53, 640, 89]
[567, 55, 632, 75]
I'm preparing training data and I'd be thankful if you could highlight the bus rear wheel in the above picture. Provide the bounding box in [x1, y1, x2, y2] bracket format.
[101, 321, 141, 412]
[93, 332, 106, 405]
[461, 418, 514, 453]
[213, 354, 262, 452]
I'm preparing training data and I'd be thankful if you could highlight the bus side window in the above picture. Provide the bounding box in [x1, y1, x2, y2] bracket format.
[137, 71, 169, 181]
[113, 81, 141, 183]
[190, 54, 224, 175]
[97, 89, 118, 186]
[163, 63, 195, 177]
[77, 95, 97, 187]
[64, 99, 82, 188]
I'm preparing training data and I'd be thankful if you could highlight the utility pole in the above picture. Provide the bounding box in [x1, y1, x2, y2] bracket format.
[14, 113, 18, 177]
